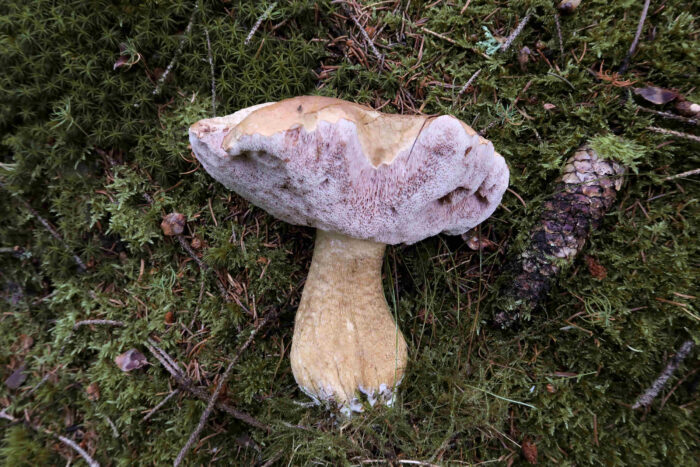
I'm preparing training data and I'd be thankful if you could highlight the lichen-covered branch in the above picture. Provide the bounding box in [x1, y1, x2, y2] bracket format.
[493, 145, 625, 328]
[632, 340, 695, 409]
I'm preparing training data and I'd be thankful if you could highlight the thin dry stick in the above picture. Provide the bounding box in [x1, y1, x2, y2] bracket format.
[632, 340, 695, 409]
[647, 126, 700, 143]
[554, 12, 565, 59]
[0, 246, 25, 256]
[638, 106, 698, 126]
[460, 0, 474, 14]
[204, 27, 216, 116]
[260, 450, 284, 467]
[500, 13, 532, 53]
[618, 0, 651, 74]
[175, 235, 230, 301]
[104, 415, 119, 438]
[458, 12, 531, 102]
[660, 367, 699, 409]
[244, 2, 277, 45]
[176, 235, 207, 271]
[145, 341, 268, 431]
[147, 339, 185, 378]
[188, 276, 207, 329]
[664, 168, 700, 181]
[153, 3, 199, 95]
[173, 313, 276, 467]
[24, 365, 62, 398]
[458, 68, 482, 96]
[143, 389, 180, 421]
[342, 2, 385, 68]
[0, 410, 100, 467]
[0, 181, 86, 271]
[74, 319, 126, 330]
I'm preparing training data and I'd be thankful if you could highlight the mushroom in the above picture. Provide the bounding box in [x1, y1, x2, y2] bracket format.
[189, 96, 509, 414]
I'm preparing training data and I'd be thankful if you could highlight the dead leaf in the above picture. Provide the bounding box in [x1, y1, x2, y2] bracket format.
[161, 212, 186, 236]
[522, 438, 538, 464]
[585, 255, 607, 280]
[86, 382, 100, 401]
[113, 54, 129, 70]
[5, 364, 27, 389]
[115, 349, 148, 372]
[518, 46, 531, 71]
[558, 0, 581, 13]
[164, 311, 175, 324]
[633, 86, 679, 105]
[543, 103, 557, 111]
[113, 43, 141, 71]
[190, 236, 203, 250]
[19, 334, 34, 351]
[463, 233, 496, 250]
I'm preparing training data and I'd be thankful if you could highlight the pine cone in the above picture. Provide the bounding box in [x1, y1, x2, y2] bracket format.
[493, 145, 625, 328]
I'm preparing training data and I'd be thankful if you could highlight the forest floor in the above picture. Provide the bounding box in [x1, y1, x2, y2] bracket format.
[1, 1, 698, 465]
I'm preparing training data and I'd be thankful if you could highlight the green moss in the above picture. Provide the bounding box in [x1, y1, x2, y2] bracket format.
[589, 134, 647, 170]
[1, 0, 698, 465]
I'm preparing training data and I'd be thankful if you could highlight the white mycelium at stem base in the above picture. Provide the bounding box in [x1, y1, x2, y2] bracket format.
[290, 230, 408, 412]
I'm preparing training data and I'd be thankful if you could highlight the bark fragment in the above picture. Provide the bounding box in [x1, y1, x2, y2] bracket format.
[493, 145, 625, 328]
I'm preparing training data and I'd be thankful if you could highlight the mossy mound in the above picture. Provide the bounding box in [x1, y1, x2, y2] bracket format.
[1, 1, 698, 465]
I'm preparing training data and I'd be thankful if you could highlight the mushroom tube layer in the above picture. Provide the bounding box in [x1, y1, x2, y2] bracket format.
[189, 96, 509, 245]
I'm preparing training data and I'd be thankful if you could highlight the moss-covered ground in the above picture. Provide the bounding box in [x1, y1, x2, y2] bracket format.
[1, 0, 698, 465]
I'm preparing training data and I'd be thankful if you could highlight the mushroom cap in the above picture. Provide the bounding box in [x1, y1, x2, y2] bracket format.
[189, 96, 509, 245]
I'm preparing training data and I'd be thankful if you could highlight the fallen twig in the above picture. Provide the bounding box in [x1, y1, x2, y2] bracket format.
[458, 69, 482, 97]
[74, 319, 126, 330]
[175, 234, 230, 301]
[553, 12, 564, 59]
[173, 312, 277, 466]
[646, 126, 700, 143]
[189, 276, 207, 329]
[0, 409, 100, 467]
[501, 13, 532, 53]
[143, 389, 180, 421]
[456, 13, 532, 120]
[632, 340, 695, 409]
[153, 3, 199, 96]
[341, 1, 385, 68]
[204, 27, 216, 116]
[104, 415, 119, 438]
[145, 340, 269, 431]
[0, 181, 86, 271]
[244, 2, 277, 45]
[637, 106, 698, 126]
[24, 365, 62, 398]
[0, 246, 25, 257]
[663, 168, 700, 181]
[618, 0, 651, 74]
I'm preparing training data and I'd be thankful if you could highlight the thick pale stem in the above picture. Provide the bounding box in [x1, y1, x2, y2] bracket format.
[290, 230, 408, 411]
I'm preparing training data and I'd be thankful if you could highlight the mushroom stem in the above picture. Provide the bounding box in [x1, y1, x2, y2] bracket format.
[290, 230, 408, 412]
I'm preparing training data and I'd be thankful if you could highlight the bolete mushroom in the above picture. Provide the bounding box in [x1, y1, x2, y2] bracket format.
[189, 96, 508, 414]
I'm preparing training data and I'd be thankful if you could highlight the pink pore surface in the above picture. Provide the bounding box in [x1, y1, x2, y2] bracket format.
[189, 112, 509, 245]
